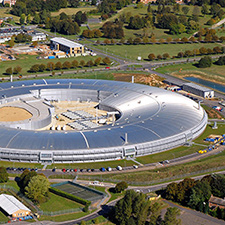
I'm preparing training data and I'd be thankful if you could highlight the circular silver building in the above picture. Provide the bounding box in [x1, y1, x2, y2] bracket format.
[0, 79, 207, 163]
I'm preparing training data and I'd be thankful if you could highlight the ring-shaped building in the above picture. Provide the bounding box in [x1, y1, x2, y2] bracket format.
[0, 79, 207, 163]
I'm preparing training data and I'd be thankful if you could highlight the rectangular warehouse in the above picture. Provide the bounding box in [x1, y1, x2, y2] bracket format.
[182, 83, 214, 98]
[50, 37, 84, 56]
[0, 194, 31, 218]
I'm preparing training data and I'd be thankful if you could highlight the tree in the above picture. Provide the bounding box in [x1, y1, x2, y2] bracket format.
[182, 6, 190, 15]
[149, 202, 162, 225]
[33, 13, 40, 24]
[147, 3, 152, 13]
[199, 47, 208, 55]
[39, 64, 46, 72]
[163, 53, 170, 59]
[102, 57, 111, 65]
[55, 61, 62, 70]
[79, 60, 85, 68]
[94, 57, 101, 66]
[71, 60, 78, 68]
[0, 167, 8, 183]
[86, 60, 94, 67]
[210, 4, 221, 17]
[193, 6, 200, 16]
[201, 4, 209, 15]
[114, 190, 151, 225]
[198, 56, 212, 68]
[187, 181, 211, 211]
[148, 53, 156, 61]
[47, 62, 55, 71]
[115, 181, 128, 193]
[165, 182, 178, 201]
[163, 207, 181, 225]
[216, 56, 225, 65]
[20, 13, 26, 24]
[8, 39, 15, 48]
[30, 64, 40, 73]
[13, 66, 22, 74]
[5, 67, 12, 75]
[62, 61, 71, 69]
[32, 41, 38, 47]
[68, 0, 80, 8]
[25, 175, 50, 203]
[18, 169, 37, 193]
[26, 14, 31, 24]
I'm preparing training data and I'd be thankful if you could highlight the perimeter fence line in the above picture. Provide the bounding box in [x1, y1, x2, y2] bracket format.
[78, 166, 225, 186]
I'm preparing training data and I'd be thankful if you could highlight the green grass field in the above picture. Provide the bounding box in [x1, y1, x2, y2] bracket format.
[0, 8, 20, 23]
[0, 161, 42, 169]
[51, 6, 97, 17]
[89, 4, 213, 40]
[0, 54, 102, 77]
[79, 149, 225, 184]
[0, 210, 8, 223]
[94, 42, 222, 61]
[39, 192, 82, 211]
[156, 62, 225, 85]
[38, 211, 89, 222]
[47, 158, 137, 170]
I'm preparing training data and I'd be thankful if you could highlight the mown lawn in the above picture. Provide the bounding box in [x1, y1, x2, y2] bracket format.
[94, 42, 222, 61]
[39, 192, 83, 212]
[51, 7, 97, 17]
[47, 158, 137, 170]
[136, 124, 225, 164]
[0, 161, 42, 169]
[0, 54, 101, 77]
[38, 211, 89, 222]
[89, 4, 213, 40]
[80, 149, 225, 184]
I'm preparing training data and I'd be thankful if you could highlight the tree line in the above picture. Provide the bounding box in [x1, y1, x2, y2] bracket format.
[148, 46, 224, 61]
[112, 189, 181, 225]
[27, 57, 110, 73]
[163, 174, 225, 221]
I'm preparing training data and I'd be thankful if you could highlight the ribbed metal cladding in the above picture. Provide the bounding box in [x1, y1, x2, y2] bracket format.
[0, 79, 207, 163]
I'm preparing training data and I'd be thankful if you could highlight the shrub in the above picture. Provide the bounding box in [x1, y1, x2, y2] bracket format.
[49, 187, 91, 207]
[115, 181, 128, 193]
[198, 56, 212, 68]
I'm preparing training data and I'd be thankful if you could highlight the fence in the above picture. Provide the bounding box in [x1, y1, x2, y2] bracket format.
[0, 184, 41, 213]
[41, 207, 83, 216]
[79, 166, 225, 186]
[0, 184, 83, 216]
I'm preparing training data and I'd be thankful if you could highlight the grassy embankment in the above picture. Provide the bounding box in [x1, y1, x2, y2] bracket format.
[156, 62, 225, 85]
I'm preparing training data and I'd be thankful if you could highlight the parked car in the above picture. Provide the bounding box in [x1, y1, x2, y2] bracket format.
[100, 167, 106, 172]
[117, 166, 122, 171]
[107, 167, 112, 171]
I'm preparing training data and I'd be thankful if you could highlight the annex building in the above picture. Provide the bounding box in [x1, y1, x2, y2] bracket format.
[50, 37, 84, 56]
[0, 194, 31, 218]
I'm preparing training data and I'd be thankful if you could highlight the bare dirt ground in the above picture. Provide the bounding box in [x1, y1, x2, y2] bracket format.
[0, 106, 32, 122]
[39, 101, 109, 131]
[113, 73, 166, 87]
